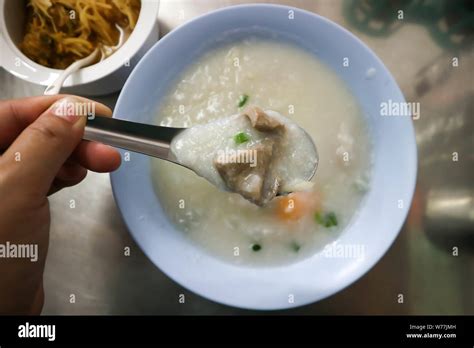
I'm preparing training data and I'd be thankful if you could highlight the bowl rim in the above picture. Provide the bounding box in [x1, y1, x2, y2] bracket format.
[111, 3, 418, 310]
[0, 0, 160, 87]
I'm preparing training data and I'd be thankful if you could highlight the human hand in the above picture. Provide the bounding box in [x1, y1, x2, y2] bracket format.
[0, 95, 121, 314]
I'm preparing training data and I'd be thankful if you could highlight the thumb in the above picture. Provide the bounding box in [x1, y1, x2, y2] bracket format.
[2, 96, 92, 198]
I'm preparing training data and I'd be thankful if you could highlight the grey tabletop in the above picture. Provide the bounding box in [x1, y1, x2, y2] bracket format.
[0, 0, 472, 315]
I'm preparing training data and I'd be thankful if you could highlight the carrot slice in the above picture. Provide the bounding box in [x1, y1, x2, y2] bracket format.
[276, 191, 320, 221]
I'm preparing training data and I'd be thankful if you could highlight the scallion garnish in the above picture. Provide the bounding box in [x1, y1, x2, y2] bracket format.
[291, 242, 301, 252]
[234, 132, 250, 144]
[238, 94, 249, 108]
[315, 211, 338, 228]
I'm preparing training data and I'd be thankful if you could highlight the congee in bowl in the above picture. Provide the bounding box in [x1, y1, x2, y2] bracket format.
[151, 38, 371, 266]
[112, 4, 416, 309]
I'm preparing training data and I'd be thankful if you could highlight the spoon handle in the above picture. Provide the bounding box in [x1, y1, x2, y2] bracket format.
[84, 116, 183, 162]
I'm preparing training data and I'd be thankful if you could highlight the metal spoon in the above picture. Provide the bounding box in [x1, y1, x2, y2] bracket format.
[44, 24, 125, 95]
[84, 115, 183, 165]
[84, 115, 318, 182]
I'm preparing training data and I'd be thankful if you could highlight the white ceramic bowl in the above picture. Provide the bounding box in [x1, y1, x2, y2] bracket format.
[0, 0, 160, 96]
[111, 4, 417, 310]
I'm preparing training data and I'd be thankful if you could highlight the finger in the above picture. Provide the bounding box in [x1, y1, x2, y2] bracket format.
[72, 141, 122, 173]
[0, 95, 65, 149]
[0, 95, 112, 149]
[1, 96, 98, 197]
[56, 161, 88, 182]
[48, 171, 88, 196]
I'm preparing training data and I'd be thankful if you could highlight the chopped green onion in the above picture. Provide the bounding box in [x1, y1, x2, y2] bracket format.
[315, 211, 338, 228]
[251, 243, 262, 252]
[238, 94, 249, 108]
[291, 242, 301, 252]
[314, 212, 323, 224]
[234, 132, 250, 144]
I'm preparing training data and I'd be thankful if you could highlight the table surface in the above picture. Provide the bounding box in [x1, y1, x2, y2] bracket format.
[0, 0, 472, 314]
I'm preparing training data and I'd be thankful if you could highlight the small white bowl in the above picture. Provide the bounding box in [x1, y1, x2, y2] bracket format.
[0, 0, 160, 96]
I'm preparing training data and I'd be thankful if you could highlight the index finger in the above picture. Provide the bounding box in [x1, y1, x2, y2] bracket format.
[0, 95, 112, 149]
[0, 95, 65, 148]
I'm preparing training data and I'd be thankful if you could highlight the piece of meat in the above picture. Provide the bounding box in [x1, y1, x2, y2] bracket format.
[214, 140, 280, 206]
[243, 106, 285, 132]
